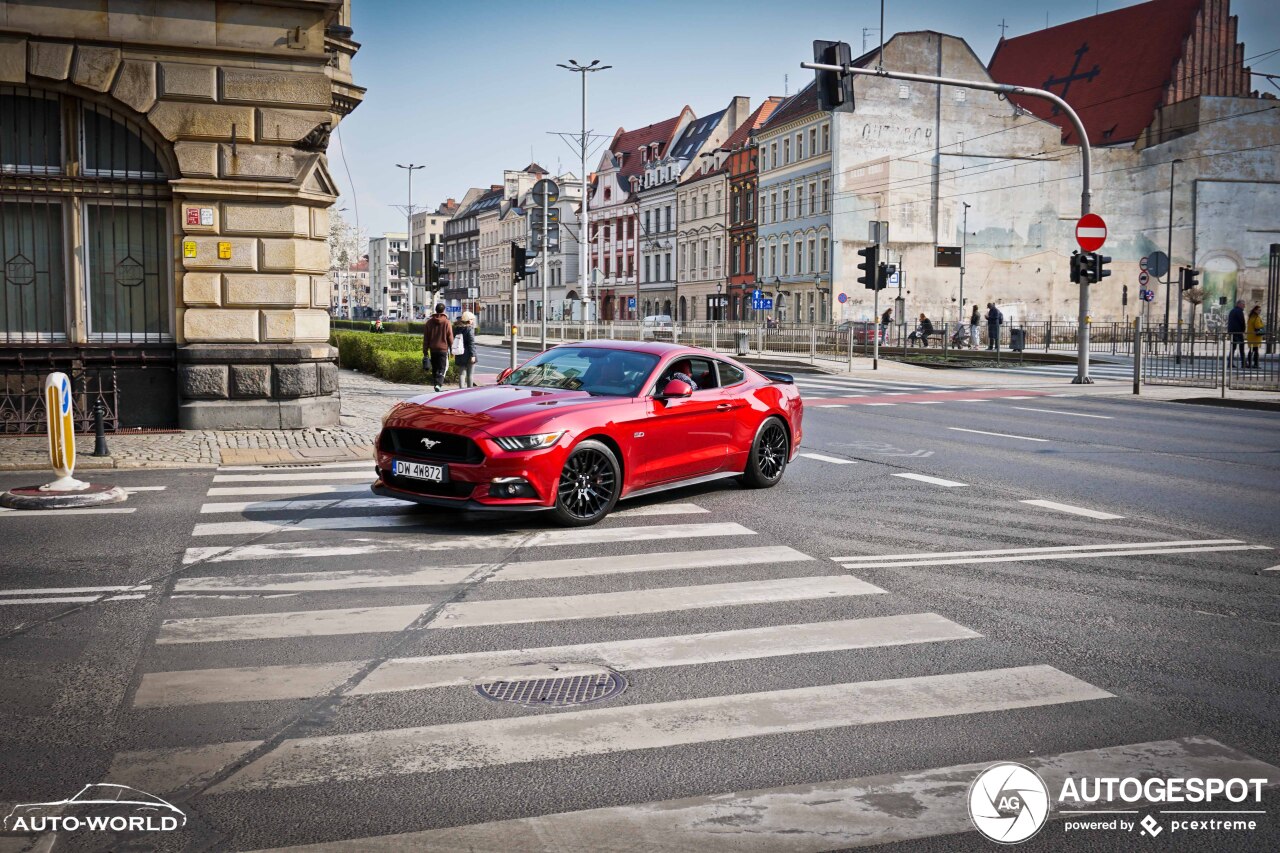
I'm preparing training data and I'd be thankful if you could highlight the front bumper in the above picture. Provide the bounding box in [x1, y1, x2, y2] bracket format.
[374, 433, 565, 511]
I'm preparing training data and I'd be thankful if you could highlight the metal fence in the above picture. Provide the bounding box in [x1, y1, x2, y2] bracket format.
[1139, 324, 1279, 392]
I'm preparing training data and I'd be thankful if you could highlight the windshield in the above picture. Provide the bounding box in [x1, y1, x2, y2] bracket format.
[503, 347, 659, 397]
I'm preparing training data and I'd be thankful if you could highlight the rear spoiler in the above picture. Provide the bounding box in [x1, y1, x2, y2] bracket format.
[758, 369, 794, 385]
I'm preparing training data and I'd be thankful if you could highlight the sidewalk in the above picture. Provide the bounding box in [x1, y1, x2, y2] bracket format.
[0, 370, 425, 472]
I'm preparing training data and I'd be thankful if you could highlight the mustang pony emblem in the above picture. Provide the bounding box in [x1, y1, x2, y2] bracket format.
[420, 437, 441, 449]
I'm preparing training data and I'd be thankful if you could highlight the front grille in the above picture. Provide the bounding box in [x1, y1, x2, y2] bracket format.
[380, 428, 484, 463]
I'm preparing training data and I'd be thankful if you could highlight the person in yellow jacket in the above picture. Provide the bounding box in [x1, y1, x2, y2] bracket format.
[1245, 304, 1265, 369]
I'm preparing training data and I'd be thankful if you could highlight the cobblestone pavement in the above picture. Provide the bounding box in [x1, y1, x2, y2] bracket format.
[0, 369, 427, 472]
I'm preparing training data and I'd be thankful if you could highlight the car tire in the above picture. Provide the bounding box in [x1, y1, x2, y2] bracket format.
[552, 439, 621, 526]
[741, 416, 789, 489]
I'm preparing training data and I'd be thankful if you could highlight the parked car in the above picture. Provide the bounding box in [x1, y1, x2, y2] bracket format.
[374, 341, 803, 526]
[641, 314, 674, 341]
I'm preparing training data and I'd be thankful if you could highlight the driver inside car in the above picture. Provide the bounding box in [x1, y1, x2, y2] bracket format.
[663, 359, 695, 390]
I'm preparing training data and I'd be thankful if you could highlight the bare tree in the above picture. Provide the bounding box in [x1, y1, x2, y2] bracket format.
[1183, 285, 1206, 355]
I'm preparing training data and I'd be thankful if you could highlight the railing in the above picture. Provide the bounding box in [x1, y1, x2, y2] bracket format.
[1140, 325, 1279, 392]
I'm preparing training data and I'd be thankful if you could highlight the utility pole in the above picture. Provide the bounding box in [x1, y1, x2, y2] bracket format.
[1163, 158, 1181, 340]
[959, 201, 970, 333]
[557, 60, 612, 323]
[396, 163, 424, 320]
[802, 57, 1095, 382]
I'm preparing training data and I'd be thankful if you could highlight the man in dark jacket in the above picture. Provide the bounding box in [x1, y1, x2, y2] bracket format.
[1227, 299, 1247, 368]
[423, 303, 454, 392]
[985, 303, 1003, 350]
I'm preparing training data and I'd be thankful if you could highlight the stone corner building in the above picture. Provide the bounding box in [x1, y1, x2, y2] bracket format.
[0, 0, 363, 432]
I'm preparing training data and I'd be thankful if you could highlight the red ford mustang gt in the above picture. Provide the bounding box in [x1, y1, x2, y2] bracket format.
[373, 340, 803, 525]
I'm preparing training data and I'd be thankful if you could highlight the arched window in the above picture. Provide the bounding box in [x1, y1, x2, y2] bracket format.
[678, 295, 687, 322]
[2, 86, 173, 345]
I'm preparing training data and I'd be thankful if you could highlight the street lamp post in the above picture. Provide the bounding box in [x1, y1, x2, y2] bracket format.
[557, 60, 612, 324]
[396, 163, 425, 320]
[959, 202, 970, 337]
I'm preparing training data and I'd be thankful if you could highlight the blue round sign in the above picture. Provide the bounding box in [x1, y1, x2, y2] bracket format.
[837, 292, 848, 304]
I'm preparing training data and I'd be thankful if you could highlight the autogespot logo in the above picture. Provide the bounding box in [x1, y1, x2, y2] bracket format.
[968, 763, 1051, 844]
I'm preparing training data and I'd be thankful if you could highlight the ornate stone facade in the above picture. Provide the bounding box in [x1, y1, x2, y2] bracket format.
[0, 0, 363, 430]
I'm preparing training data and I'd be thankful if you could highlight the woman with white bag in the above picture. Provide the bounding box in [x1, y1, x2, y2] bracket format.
[453, 311, 478, 388]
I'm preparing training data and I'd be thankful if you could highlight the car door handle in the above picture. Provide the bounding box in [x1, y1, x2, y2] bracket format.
[716, 403, 733, 411]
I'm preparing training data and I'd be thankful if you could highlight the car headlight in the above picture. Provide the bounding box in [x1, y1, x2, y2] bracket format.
[492, 432, 563, 451]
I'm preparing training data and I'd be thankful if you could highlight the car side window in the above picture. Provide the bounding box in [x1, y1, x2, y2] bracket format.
[716, 362, 745, 387]
[686, 357, 718, 391]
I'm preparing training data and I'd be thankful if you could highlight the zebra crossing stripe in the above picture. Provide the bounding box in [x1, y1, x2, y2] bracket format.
[206, 484, 372, 497]
[216, 461, 372, 473]
[241, 737, 1275, 853]
[835, 538, 1253, 562]
[173, 545, 811, 593]
[211, 471, 372, 483]
[181, 522, 757, 565]
[196, 498, 706, 517]
[155, 603, 442, 644]
[430, 576, 885, 629]
[108, 665, 1110, 796]
[132, 613, 979, 708]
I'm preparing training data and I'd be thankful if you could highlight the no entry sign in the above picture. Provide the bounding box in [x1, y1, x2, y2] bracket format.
[1075, 213, 1107, 251]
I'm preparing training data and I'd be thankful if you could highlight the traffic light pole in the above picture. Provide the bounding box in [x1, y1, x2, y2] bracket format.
[510, 247, 519, 371]
[541, 192, 550, 352]
[801, 60, 1094, 382]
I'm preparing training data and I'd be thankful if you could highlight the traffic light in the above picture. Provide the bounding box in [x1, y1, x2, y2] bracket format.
[511, 243, 527, 282]
[857, 244, 879, 290]
[813, 40, 855, 113]
[1070, 250, 1087, 284]
[1180, 266, 1199, 291]
[1122, 285, 1128, 306]
[875, 262, 893, 292]
[1092, 253, 1112, 284]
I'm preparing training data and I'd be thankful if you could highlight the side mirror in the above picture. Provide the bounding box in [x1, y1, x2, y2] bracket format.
[658, 379, 693, 399]
[497, 367, 513, 383]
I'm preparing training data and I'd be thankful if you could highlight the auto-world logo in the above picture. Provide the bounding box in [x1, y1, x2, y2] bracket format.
[420, 437, 440, 449]
[3, 784, 186, 834]
[968, 763, 1051, 844]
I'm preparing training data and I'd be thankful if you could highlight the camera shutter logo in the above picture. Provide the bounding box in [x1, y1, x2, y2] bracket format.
[968, 762, 1050, 844]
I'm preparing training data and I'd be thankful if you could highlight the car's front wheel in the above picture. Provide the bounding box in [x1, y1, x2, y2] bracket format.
[741, 416, 789, 489]
[552, 439, 621, 526]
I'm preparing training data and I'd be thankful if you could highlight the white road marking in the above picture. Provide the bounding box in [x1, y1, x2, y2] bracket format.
[1010, 406, 1113, 419]
[200, 497, 402, 514]
[1264, 565, 1280, 572]
[216, 461, 371, 473]
[864, 402, 896, 406]
[836, 539, 1248, 562]
[123, 486, 167, 492]
[242, 738, 1274, 853]
[430, 576, 885, 629]
[612, 502, 708, 518]
[949, 427, 1048, 442]
[891, 473, 966, 487]
[840, 544, 1269, 570]
[211, 471, 372, 483]
[206, 485, 371, 497]
[797, 453, 856, 464]
[155, 602, 442, 644]
[1020, 499, 1124, 520]
[0, 584, 151, 595]
[912, 400, 943, 404]
[110, 665, 1109, 796]
[1002, 395, 1037, 399]
[181, 522, 755, 565]
[815, 404, 851, 408]
[133, 613, 979, 707]
[174, 543, 801, 594]
[0, 593, 146, 606]
[0, 507, 136, 516]
[954, 399, 992, 403]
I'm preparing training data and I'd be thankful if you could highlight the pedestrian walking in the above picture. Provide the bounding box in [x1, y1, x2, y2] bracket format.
[881, 308, 892, 345]
[455, 311, 478, 388]
[1245, 304, 1265, 369]
[1227, 300, 1247, 368]
[969, 304, 981, 348]
[423, 302, 454, 392]
[985, 303, 1003, 350]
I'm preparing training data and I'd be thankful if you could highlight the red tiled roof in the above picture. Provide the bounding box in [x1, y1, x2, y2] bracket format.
[988, 0, 1203, 145]
[758, 81, 821, 132]
[610, 111, 689, 179]
[722, 96, 785, 151]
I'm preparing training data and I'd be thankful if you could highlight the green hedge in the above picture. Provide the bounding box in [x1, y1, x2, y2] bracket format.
[330, 330, 457, 384]
[332, 317, 425, 335]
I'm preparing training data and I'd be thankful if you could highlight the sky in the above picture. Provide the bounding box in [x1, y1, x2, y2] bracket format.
[332, 0, 1280, 240]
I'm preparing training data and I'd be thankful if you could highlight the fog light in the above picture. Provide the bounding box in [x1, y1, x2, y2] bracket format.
[489, 477, 535, 498]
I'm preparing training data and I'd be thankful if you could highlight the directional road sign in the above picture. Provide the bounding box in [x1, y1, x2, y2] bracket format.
[1075, 213, 1107, 251]
[531, 179, 559, 207]
[1146, 250, 1170, 278]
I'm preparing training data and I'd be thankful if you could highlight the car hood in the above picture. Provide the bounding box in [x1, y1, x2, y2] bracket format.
[388, 385, 619, 435]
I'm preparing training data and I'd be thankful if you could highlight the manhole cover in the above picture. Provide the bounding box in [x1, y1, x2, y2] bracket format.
[476, 671, 626, 708]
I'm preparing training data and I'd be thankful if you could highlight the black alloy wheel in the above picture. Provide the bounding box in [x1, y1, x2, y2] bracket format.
[742, 417, 789, 488]
[552, 440, 621, 526]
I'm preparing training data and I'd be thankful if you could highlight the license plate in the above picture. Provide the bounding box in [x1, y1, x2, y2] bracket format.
[393, 459, 447, 483]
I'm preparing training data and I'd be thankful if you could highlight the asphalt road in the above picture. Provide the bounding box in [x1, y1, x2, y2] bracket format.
[0, 367, 1277, 852]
